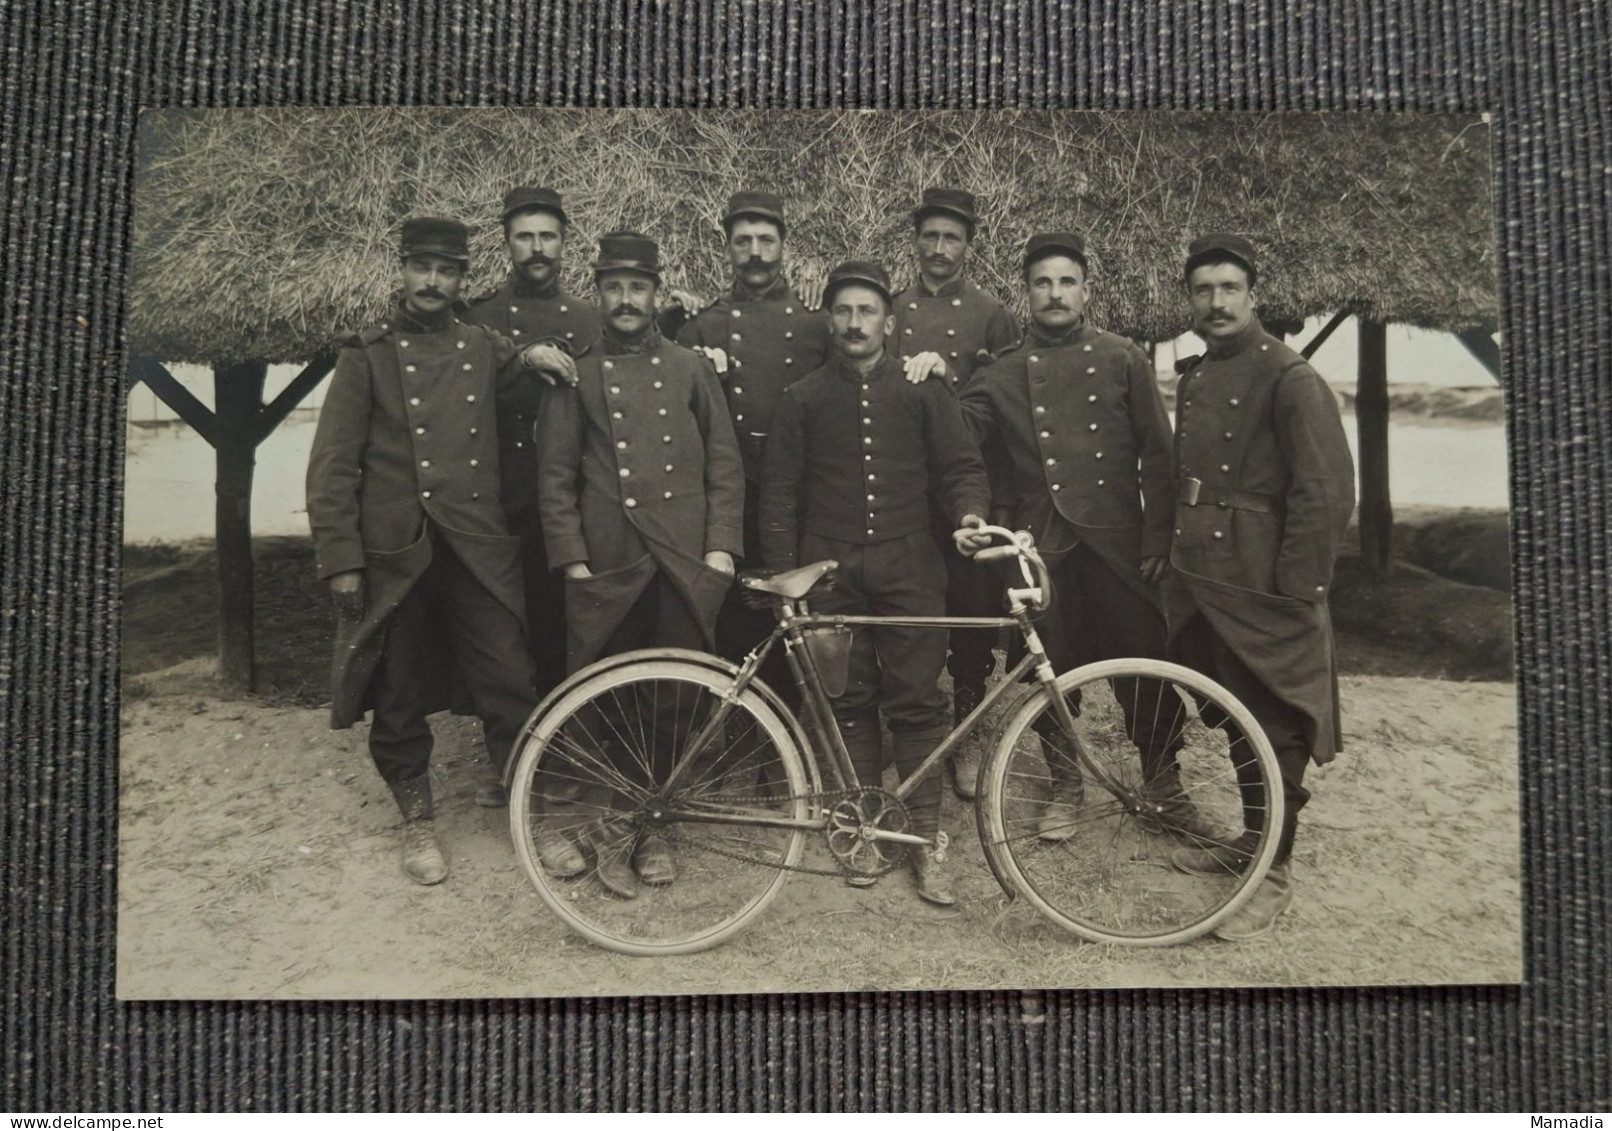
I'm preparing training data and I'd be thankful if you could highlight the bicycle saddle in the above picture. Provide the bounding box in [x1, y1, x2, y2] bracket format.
[738, 560, 838, 599]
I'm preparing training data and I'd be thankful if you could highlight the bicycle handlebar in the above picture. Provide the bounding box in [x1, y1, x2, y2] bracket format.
[967, 524, 1051, 610]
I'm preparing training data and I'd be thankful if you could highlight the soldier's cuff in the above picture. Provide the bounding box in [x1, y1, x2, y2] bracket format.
[547, 535, 591, 570]
[315, 544, 366, 580]
[706, 525, 745, 558]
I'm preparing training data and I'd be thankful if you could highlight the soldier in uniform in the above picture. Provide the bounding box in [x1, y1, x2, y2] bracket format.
[958, 232, 1207, 841]
[671, 191, 832, 681]
[537, 230, 746, 899]
[892, 188, 1022, 798]
[760, 261, 992, 906]
[461, 187, 600, 707]
[1165, 234, 1356, 939]
[306, 216, 579, 886]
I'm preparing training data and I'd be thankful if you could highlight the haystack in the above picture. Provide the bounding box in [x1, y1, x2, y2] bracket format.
[127, 109, 1496, 687]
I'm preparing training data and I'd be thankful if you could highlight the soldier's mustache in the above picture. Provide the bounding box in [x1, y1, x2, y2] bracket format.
[416, 288, 448, 300]
[840, 329, 870, 341]
[741, 257, 772, 270]
[1042, 300, 1069, 311]
[523, 254, 554, 268]
[612, 304, 645, 317]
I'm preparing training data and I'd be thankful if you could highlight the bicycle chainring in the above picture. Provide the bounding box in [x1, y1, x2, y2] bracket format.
[825, 788, 912, 881]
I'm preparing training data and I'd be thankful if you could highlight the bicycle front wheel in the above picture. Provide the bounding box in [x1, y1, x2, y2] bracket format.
[979, 658, 1283, 946]
[508, 659, 810, 956]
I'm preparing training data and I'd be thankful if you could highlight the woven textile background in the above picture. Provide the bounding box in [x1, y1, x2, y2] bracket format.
[2, 0, 1608, 1112]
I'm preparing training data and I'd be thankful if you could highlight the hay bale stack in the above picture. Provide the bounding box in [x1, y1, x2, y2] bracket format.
[131, 109, 1495, 364]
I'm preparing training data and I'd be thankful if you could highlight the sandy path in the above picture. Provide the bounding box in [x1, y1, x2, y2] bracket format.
[117, 662, 1520, 999]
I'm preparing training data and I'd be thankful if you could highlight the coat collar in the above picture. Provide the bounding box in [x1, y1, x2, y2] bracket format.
[1202, 317, 1267, 360]
[395, 301, 455, 334]
[1026, 316, 1092, 350]
[726, 275, 792, 303]
[600, 323, 665, 356]
[829, 349, 896, 385]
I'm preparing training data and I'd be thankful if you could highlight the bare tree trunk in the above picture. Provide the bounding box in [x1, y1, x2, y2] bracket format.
[1356, 320, 1392, 575]
[213, 362, 266, 690]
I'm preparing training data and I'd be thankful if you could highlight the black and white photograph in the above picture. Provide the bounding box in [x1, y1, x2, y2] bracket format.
[117, 108, 1517, 999]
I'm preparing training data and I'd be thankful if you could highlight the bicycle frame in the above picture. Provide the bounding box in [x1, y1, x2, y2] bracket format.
[654, 530, 1140, 846]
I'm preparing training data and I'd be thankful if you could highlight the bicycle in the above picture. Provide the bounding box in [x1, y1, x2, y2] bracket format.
[506, 525, 1283, 955]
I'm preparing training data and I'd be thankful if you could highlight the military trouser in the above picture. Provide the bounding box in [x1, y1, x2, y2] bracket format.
[1030, 541, 1183, 787]
[368, 539, 538, 787]
[802, 530, 951, 836]
[1170, 611, 1312, 866]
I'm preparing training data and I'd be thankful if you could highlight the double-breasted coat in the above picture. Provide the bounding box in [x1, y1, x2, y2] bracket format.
[959, 320, 1176, 602]
[892, 276, 1020, 387]
[674, 277, 832, 498]
[1165, 319, 1356, 764]
[462, 276, 601, 518]
[306, 308, 536, 728]
[537, 330, 746, 669]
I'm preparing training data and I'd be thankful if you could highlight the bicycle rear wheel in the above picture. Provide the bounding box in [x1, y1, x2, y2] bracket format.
[979, 658, 1283, 946]
[508, 659, 810, 955]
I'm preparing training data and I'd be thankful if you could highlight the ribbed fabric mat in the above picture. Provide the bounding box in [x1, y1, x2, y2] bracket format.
[1, 0, 1607, 1112]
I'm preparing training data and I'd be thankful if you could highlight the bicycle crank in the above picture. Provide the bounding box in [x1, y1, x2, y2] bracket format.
[825, 788, 914, 882]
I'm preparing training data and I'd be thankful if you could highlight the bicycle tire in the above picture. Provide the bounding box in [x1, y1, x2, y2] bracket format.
[509, 658, 810, 956]
[978, 657, 1283, 946]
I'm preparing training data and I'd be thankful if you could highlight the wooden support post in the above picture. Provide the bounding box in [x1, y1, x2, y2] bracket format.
[1455, 325, 1502, 383]
[1357, 319, 1392, 576]
[213, 361, 267, 690]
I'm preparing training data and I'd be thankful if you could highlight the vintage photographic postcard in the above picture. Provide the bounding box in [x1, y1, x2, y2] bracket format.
[118, 108, 1517, 999]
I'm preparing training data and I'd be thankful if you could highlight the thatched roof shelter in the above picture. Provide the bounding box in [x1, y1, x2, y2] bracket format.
[131, 109, 1494, 364]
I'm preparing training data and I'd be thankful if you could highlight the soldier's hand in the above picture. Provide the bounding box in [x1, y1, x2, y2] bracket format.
[564, 563, 593, 581]
[704, 550, 737, 577]
[903, 351, 950, 385]
[664, 287, 703, 314]
[1140, 556, 1170, 584]
[694, 345, 729, 374]
[793, 262, 828, 311]
[329, 570, 365, 619]
[522, 343, 578, 387]
[953, 514, 993, 557]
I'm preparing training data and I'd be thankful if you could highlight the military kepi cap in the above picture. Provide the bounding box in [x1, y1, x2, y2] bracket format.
[824, 260, 893, 307]
[400, 216, 471, 264]
[912, 186, 979, 228]
[502, 186, 568, 225]
[1023, 231, 1088, 273]
[722, 190, 788, 236]
[592, 230, 661, 280]
[1185, 233, 1258, 279]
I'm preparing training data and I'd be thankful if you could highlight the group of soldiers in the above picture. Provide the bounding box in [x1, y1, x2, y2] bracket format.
[305, 182, 1355, 941]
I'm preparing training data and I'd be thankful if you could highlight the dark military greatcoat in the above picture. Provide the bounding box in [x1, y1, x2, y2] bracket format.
[759, 352, 991, 570]
[306, 307, 536, 728]
[960, 320, 1175, 600]
[462, 277, 601, 517]
[892, 277, 1020, 387]
[537, 330, 746, 669]
[674, 277, 832, 488]
[1165, 319, 1356, 764]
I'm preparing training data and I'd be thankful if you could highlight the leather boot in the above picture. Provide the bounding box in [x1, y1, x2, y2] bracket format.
[912, 838, 956, 906]
[1034, 723, 1086, 842]
[949, 681, 986, 800]
[474, 767, 508, 809]
[588, 818, 640, 900]
[1212, 862, 1293, 940]
[1136, 768, 1225, 847]
[1171, 831, 1261, 877]
[390, 775, 447, 886]
[839, 717, 885, 888]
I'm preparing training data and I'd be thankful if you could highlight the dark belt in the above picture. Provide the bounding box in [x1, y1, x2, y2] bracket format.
[1179, 477, 1280, 515]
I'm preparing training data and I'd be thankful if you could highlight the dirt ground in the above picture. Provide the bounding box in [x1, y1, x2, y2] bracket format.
[118, 519, 1520, 998]
[117, 661, 1520, 1000]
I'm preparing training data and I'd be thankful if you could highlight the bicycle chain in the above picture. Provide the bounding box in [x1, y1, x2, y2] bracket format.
[665, 785, 917, 879]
